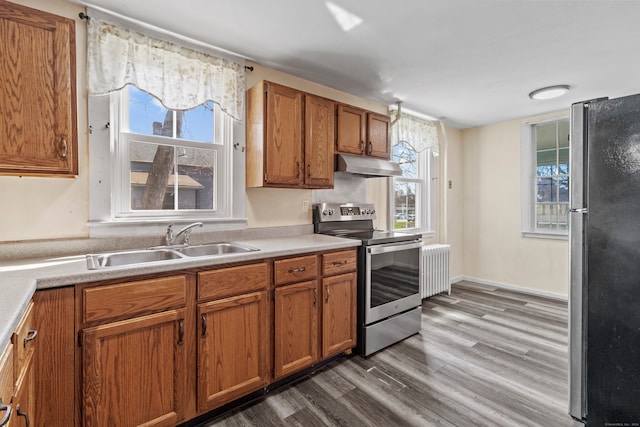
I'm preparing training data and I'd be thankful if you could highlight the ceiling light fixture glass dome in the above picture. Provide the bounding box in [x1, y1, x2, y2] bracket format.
[529, 85, 571, 100]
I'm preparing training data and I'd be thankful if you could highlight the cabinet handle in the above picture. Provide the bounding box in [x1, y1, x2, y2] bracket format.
[287, 266, 306, 273]
[296, 161, 300, 178]
[313, 288, 317, 307]
[307, 163, 311, 178]
[367, 141, 373, 155]
[177, 319, 184, 345]
[359, 140, 365, 153]
[325, 285, 330, 303]
[201, 313, 207, 338]
[23, 329, 37, 348]
[16, 404, 28, 427]
[332, 260, 348, 266]
[0, 399, 11, 427]
[58, 134, 68, 161]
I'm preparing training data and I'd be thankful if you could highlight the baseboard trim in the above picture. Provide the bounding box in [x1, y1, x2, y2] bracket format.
[450, 275, 464, 284]
[461, 276, 568, 301]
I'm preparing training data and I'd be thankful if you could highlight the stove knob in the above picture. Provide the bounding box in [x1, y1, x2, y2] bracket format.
[322, 209, 330, 216]
[363, 209, 369, 215]
[371, 209, 376, 215]
[329, 208, 335, 215]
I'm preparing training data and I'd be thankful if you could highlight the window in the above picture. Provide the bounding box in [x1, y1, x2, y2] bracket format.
[116, 86, 227, 217]
[390, 141, 434, 234]
[521, 118, 570, 238]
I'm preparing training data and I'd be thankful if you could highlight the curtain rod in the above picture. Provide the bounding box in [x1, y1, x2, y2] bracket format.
[74, 1, 253, 63]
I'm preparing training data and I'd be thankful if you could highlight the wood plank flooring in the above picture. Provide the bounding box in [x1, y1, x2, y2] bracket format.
[202, 281, 583, 426]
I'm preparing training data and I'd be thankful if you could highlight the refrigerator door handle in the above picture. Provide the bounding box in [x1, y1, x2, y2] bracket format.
[569, 208, 588, 213]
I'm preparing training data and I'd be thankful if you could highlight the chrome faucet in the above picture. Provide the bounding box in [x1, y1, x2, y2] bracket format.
[165, 222, 203, 246]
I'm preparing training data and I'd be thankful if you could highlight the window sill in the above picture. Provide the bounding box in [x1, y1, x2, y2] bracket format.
[521, 231, 568, 241]
[89, 218, 247, 238]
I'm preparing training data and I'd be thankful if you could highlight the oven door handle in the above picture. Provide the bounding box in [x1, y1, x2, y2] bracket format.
[367, 241, 423, 255]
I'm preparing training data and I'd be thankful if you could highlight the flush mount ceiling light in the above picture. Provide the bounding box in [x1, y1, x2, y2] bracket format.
[326, 2, 363, 32]
[529, 85, 571, 100]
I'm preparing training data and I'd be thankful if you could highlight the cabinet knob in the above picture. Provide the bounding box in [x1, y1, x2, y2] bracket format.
[367, 141, 373, 155]
[359, 141, 365, 153]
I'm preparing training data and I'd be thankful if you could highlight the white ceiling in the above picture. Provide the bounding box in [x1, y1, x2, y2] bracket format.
[79, 0, 640, 129]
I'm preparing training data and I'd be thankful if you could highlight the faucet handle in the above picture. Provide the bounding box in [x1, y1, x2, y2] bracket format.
[165, 223, 175, 245]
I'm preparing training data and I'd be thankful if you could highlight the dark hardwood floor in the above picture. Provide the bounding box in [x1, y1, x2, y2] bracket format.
[204, 281, 583, 426]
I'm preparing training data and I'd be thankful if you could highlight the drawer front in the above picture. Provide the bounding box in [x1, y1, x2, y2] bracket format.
[83, 275, 187, 324]
[198, 262, 268, 301]
[322, 250, 357, 276]
[0, 343, 13, 406]
[274, 255, 317, 286]
[13, 301, 34, 384]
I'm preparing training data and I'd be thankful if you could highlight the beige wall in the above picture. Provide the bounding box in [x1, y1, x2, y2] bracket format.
[461, 111, 569, 297]
[0, 0, 88, 242]
[443, 126, 464, 281]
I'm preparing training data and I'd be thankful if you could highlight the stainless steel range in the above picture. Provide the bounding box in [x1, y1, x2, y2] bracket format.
[313, 202, 422, 356]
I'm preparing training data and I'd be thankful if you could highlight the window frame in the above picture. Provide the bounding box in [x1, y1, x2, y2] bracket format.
[521, 116, 570, 240]
[387, 144, 435, 235]
[87, 89, 245, 237]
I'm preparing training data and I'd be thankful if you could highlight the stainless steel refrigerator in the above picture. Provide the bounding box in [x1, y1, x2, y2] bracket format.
[569, 94, 640, 426]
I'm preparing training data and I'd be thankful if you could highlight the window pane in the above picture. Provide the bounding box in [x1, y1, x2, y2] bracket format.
[536, 203, 557, 230]
[128, 87, 171, 137]
[537, 177, 557, 202]
[128, 86, 214, 143]
[182, 103, 215, 143]
[558, 176, 569, 202]
[129, 141, 215, 211]
[558, 120, 570, 148]
[392, 141, 417, 178]
[536, 123, 557, 150]
[176, 147, 215, 210]
[394, 181, 416, 230]
[536, 150, 557, 176]
[558, 148, 569, 175]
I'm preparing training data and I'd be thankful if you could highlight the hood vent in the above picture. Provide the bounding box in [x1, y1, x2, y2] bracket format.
[336, 154, 402, 178]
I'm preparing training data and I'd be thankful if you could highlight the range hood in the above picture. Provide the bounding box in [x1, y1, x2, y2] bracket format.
[336, 154, 402, 178]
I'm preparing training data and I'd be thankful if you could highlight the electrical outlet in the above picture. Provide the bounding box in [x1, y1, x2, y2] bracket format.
[302, 199, 309, 212]
[448, 180, 452, 189]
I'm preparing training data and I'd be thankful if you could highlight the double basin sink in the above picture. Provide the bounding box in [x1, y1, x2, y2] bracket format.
[86, 242, 259, 269]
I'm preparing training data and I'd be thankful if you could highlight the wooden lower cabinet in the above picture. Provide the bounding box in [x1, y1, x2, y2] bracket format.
[273, 280, 318, 379]
[197, 291, 269, 411]
[0, 344, 13, 427]
[10, 353, 34, 427]
[81, 309, 188, 427]
[321, 272, 357, 358]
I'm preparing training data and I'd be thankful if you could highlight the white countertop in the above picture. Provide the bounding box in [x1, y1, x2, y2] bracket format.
[0, 234, 359, 349]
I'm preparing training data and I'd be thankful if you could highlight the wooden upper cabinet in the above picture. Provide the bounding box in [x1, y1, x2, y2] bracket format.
[0, 1, 77, 176]
[304, 95, 334, 188]
[367, 112, 391, 159]
[336, 104, 391, 160]
[336, 104, 367, 156]
[246, 81, 334, 189]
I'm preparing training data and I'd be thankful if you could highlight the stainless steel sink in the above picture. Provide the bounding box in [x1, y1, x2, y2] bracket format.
[86, 248, 186, 269]
[174, 242, 259, 257]
[86, 242, 259, 269]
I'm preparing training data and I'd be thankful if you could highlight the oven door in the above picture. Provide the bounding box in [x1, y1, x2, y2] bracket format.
[365, 240, 422, 324]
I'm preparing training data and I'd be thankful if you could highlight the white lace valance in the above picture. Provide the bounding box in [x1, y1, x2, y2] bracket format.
[390, 110, 440, 156]
[87, 19, 245, 120]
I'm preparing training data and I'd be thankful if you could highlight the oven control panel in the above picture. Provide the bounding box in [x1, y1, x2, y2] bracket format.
[313, 203, 376, 222]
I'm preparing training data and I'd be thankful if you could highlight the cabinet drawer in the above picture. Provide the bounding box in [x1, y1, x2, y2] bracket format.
[198, 263, 268, 301]
[83, 275, 187, 324]
[322, 250, 357, 276]
[274, 255, 317, 286]
[12, 301, 35, 384]
[0, 343, 13, 406]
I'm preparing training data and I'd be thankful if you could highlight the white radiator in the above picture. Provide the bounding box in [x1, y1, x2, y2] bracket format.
[420, 244, 451, 298]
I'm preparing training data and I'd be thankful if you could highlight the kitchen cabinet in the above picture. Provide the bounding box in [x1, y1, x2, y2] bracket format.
[246, 81, 334, 189]
[321, 250, 357, 358]
[336, 104, 390, 159]
[10, 302, 36, 427]
[273, 255, 318, 379]
[78, 275, 192, 427]
[0, 341, 13, 426]
[0, 0, 78, 176]
[196, 263, 270, 412]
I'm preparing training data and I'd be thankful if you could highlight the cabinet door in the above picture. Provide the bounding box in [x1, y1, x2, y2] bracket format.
[197, 291, 269, 412]
[82, 309, 187, 427]
[367, 113, 391, 159]
[336, 104, 366, 156]
[0, 1, 77, 175]
[321, 272, 357, 358]
[304, 95, 335, 188]
[274, 281, 318, 379]
[11, 353, 34, 427]
[0, 344, 12, 426]
[264, 82, 303, 186]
